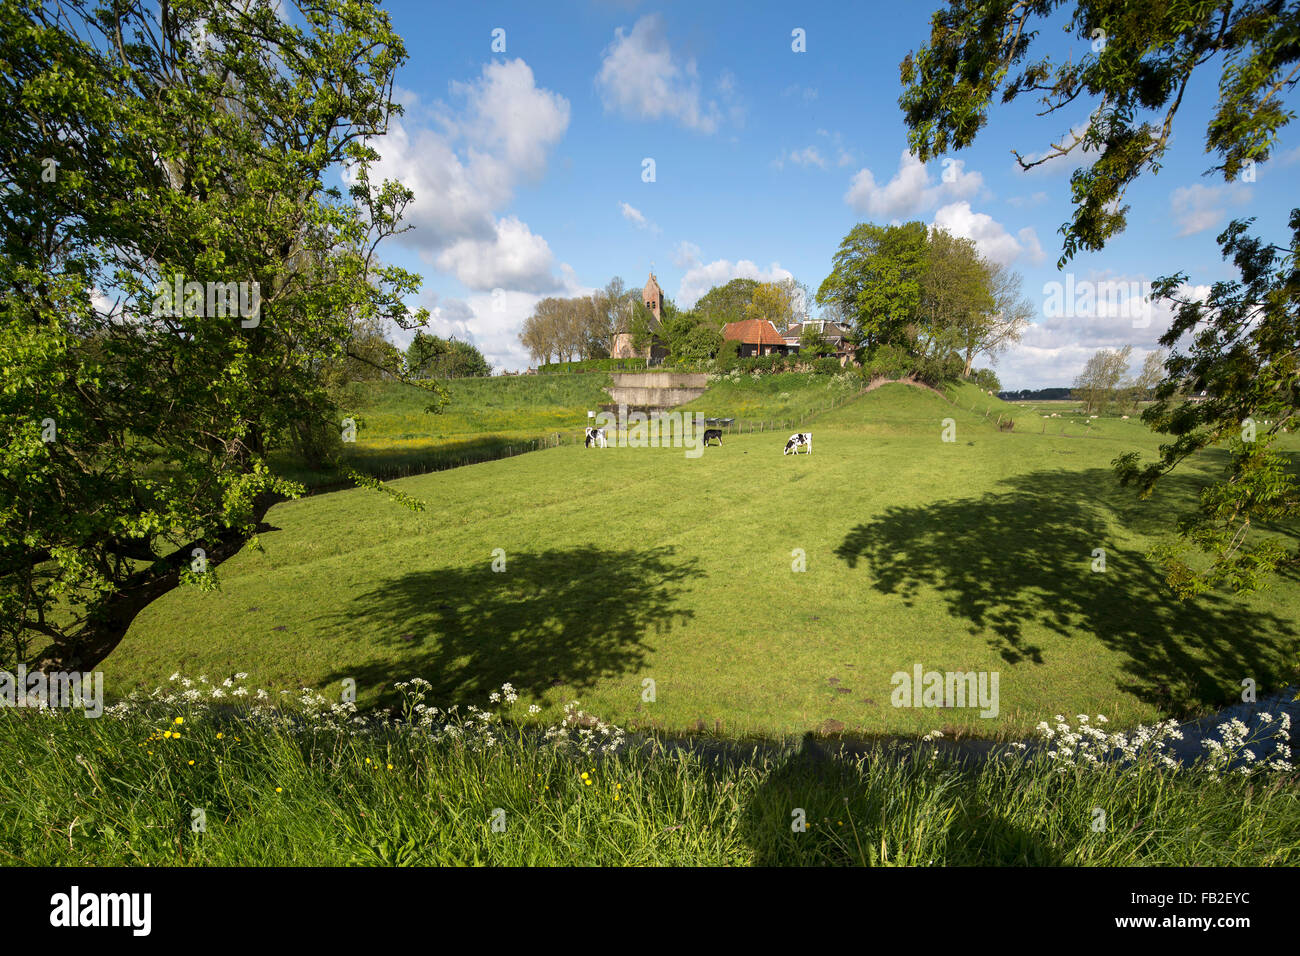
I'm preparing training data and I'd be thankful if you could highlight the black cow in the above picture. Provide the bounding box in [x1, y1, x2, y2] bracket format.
[584, 427, 607, 448]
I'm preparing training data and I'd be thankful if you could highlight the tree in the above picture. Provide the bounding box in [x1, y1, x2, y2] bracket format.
[963, 259, 1032, 377]
[520, 297, 570, 364]
[1073, 346, 1132, 415]
[694, 278, 760, 327]
[916, 229, 990, 367]
[0, 0, 436, 669]
[900, 0, 1300, 266]
[799, 324, 833, 359]
[899, 1, 1300, 597]
[588, 278, 633, 355]
[1116, 348, 1168, 413]
[1114, 216, 1299, 597]
[744, 281, 796, 331]
[664, 317, 723, 364]
[342, 330, 404, 382]
[628, 299, 664, 354]
[782, 277, 812, 328]
[1133, 349, 1167, 397]
[576, 293, 612, 359]
[407, 332, 490, 378]
[816, 221, 928, 352]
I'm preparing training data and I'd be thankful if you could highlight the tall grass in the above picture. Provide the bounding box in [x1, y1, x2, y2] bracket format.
[3, 679, 1295, 866]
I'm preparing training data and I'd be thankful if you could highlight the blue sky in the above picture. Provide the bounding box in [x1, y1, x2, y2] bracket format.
[357, 0, 1300, 387]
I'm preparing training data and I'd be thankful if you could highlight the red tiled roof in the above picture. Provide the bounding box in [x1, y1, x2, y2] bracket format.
[722, 319, 785, 346]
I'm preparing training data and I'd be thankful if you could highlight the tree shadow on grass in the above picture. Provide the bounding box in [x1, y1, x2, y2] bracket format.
[834, 467, 1298, 717]
[320, 546, 699, 708]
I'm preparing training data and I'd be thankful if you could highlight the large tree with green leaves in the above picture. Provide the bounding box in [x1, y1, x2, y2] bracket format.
[816, 221, 929, 353]
[0, 0, 438, 669]
[407, 331, 491, 379]
[916, 228, 991, 368]
[694, 278, 760, 327]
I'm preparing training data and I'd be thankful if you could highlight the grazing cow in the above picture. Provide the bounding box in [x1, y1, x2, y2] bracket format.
[584, 427, 607, 448]
[702, 428, 723, 447]
[783, 432, 812, 455]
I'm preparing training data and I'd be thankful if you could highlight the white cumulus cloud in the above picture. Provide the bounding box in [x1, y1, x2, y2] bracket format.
[932, 202, 1046, 267]
[1170, 183, 1251, 237]
[349, 58, 570, 292]
[433, 216, 559, 294]
[845, 150, 984, 218]
[596, 14, 725, 133]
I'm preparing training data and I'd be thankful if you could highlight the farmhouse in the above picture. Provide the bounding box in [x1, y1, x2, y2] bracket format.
[721, 318, 795, 357]
[784, 319, 855, 365]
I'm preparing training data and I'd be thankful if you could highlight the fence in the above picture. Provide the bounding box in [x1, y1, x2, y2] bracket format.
[696, 386, 870, 435]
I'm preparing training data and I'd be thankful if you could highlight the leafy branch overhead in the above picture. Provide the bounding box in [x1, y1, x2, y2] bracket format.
[1114, 212, 1300, 597]
[899, 0, 1300, 265]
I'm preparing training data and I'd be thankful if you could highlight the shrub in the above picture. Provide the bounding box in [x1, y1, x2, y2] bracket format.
[859, 344, 913, 382]
[715, 339, 740, 373]
[538, 357, 647, 374]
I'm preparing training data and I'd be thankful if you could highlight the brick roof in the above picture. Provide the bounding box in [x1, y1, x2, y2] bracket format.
[722, 319, 786, 346]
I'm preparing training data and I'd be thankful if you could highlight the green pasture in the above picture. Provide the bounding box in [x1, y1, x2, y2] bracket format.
[103, 382, 1300, 740]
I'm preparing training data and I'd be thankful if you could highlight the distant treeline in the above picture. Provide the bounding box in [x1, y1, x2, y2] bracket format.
[999, 388, 1073, 401]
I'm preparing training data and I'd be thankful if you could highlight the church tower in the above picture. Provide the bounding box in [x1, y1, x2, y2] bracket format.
[642, 272, 663, 322]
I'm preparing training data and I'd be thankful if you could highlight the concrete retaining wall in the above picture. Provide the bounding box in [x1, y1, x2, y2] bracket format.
[606, 372, 708, 409]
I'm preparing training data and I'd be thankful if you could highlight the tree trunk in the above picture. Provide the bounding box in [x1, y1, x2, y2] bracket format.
[30, 492, 282, 672]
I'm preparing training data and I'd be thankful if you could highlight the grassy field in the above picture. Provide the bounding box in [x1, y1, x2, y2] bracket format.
[677, 370, 863, 424]
[275, 371, 891, 485]
[101, 380, 1300, 740]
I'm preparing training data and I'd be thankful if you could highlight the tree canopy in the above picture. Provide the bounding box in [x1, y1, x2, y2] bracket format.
[900, 0, 1300, 265]
[407, 332, 492, 379]
[0, 0, 434, 668]
[899, 0, 1299, 597]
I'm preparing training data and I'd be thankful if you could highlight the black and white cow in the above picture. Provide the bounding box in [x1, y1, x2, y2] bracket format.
[783, 432, 812, 455]
[702, 428, 723, 447]
[584, 427, 607, 448]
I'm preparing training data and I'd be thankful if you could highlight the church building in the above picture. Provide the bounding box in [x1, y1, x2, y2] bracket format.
[610, 272, 669, 362]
